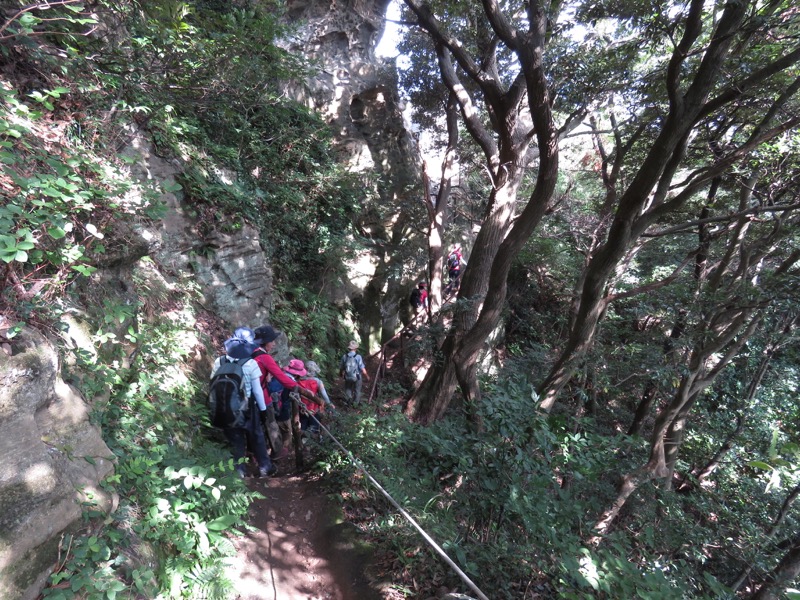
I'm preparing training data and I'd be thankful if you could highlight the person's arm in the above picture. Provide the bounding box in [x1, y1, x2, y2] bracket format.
[315, 378, 331, 405]
[210, 356, 222, 379]
[359, 355, 369, 380]
[245, 361, 266, 410]
[262, 354, 302, 389]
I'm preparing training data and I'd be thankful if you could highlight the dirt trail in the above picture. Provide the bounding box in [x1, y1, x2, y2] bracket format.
[226, 347, 408, 600]
[227, 467, 385, 600]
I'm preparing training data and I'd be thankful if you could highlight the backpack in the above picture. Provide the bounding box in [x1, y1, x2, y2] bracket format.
[344, 353, 359, 382]
[208, 357, 251, 428]
[409, 287, 422, 307]
[298, 378, 320, 413]
[448, 254, 460, 270]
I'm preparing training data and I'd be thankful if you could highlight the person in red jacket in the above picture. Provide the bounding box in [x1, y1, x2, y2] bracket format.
[252, 325, 322, 459]
[284, 359, 325, 437]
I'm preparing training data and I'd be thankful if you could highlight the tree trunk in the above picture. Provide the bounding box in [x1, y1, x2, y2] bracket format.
[628, 311, 686, 435]
[537, 0, 752, 412]
[662, 391, 700, 489]
[407, 167, 530, 422]
[402, 0, 560, 423]
[595, 311, 762, 535]
[628, 381, 657, 436]
[749, 540, 800, 600]
[697, 320, 779, 485]
[424, 91, 459, 318]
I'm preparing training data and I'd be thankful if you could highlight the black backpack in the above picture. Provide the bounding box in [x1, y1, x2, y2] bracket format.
[208, 357, 251, 428]
[409, 287, 422, 307]
[448, 254, 460, 270]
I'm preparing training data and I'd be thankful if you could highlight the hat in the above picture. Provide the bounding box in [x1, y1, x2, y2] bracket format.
[347, 340, 358, 351]
[233, 327, 255, 343]
[224, 336, 257, 359]
[305, 361, 321, 376]
[253, 325, 281, 344]
[284, 358, 307, 377]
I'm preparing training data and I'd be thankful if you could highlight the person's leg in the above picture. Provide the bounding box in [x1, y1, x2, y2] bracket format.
[264, 404, 282, 455]
[353, 377, 363, 405]
[344, 380, 355, 404]
[223, 427, 248, 477]
[246, 420, 273, 475]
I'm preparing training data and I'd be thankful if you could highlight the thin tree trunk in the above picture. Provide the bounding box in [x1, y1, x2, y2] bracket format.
[749, 540, 800, 600]
[694, 414, 743, 483]
[425, 90, 459, 318]
[696, 323, 780, 484]
[628, 311, 685, 435]
[628, 381, 657, 436]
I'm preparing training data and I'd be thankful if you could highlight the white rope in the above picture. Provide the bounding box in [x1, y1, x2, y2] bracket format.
[306, 412, 488, 600]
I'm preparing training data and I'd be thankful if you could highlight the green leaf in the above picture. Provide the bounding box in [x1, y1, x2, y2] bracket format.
[48, 226, 67, 239]
[71, 264, 97, 276]
[747, 460, 773, 471]
[207, 515, 238, 531]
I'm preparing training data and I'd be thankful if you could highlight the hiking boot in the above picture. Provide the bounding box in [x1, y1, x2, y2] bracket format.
[235, 467, 247, 479]
[259, 465, 278, 477]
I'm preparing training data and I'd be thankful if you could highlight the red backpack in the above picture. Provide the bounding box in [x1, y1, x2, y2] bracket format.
[298, 378, 321, 413]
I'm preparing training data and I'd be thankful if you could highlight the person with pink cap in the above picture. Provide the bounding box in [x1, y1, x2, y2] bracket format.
[285, 359, 332, 436]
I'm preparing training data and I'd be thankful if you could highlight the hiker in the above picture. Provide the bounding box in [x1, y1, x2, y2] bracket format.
[339, 340, 368, 405]
[297, 360, 333, 435]
[210, 327, 277, 478]
[251, 325, 324, 458]
[250, 326, 286, 459]
[284, 359, 321, 437]
[444, 246, 464, 294]
[305, 361, 333, 408]
[409, 281, 428, 324]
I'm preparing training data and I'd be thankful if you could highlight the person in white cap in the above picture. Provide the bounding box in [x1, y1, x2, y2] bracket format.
[339, 340, 368, 405]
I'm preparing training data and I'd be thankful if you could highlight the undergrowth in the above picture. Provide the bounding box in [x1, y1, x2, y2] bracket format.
[42, 301, 260, 600]
[324, 379, 732, 599]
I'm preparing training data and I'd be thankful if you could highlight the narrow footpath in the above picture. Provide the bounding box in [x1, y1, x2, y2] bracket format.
[225, 339, 414, 600]
[226, 468, 384, 600]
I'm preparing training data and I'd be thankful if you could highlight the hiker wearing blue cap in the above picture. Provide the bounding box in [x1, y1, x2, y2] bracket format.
[209, 327, 277, 478]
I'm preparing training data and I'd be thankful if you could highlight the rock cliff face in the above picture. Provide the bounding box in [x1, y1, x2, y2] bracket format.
[0, 329, 115, 600]
[282, 0, 423, 348]
[122, 134, 276, 330]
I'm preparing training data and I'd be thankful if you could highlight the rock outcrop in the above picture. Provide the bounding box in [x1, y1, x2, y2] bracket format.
[283, 0, 424, 348]
[122, 134, 276, 330]
[0, 328, 115, 600]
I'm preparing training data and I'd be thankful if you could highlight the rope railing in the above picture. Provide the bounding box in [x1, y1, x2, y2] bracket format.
[304, 411, 487, 600]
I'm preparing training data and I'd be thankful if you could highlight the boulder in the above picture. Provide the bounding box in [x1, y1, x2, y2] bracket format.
[0, 328, 115, 600]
